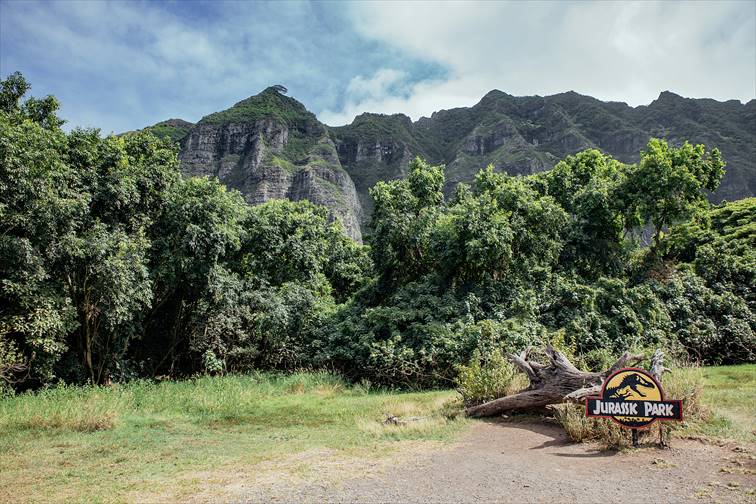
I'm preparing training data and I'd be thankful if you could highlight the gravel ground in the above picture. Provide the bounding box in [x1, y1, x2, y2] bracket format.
[236, 419, 755, 504]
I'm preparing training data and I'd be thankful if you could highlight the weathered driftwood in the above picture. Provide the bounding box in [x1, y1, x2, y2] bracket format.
[649, 349, 670, 381]
[465, 346, 644, 418]
[649, 349, 671, 447]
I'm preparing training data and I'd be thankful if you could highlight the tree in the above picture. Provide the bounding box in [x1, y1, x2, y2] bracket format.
[544, 149, 631, 278]
[1, 71, 63, 129]
[0, 73, 80, 387]
[369, 157, 445, 288]
[140, 176, 247, 376]
[1, 72, 182, 385]
[626, 138, 724, 251]
[240, 199, 371, 301]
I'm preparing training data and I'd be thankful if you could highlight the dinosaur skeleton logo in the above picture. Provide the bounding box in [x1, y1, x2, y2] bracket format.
[585, 368, 683, 428]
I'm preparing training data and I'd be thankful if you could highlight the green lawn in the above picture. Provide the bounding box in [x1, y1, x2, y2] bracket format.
[0, 373, 464, 503]
[693, 364, 755, 441]
[0, 365, 752, 502]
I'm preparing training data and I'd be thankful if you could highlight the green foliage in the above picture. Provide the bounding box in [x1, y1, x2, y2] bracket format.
[318, 139, 751, 385]
[2, 72, 753, 391]
[664, 198, 755, 309]
[141, 119, 193, 143]
[369, 157, 445, 282]
[0, 73, 370, 387]
[188, 266, 336, 373]
[542, 275, 670, 355]
[665, 198, 756, 261]
[240, 199, 369, 295]
[199, 86, 315, 126]
[314, 281, 474, 387]
[626, 138, 725, 248]
[544, 149, 630, 277]
[1, 74, 179, 385]
[1, 71, 63, 129]
[0, 98, 78, 384]
[653, 269, 755, 365]
[455, 348, 524, 407]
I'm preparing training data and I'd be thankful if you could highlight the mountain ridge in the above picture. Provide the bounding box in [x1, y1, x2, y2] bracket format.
[140, 87, 755, 238]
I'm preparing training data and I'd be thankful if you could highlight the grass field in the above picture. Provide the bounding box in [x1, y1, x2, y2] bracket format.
[0, 373, 465, 502]
[0, 365, 752, 502]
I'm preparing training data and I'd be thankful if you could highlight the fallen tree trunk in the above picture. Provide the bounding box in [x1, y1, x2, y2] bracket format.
[465, 346, 644, 418]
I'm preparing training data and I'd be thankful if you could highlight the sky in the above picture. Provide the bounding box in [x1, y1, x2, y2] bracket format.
[1, 0, 754, 134]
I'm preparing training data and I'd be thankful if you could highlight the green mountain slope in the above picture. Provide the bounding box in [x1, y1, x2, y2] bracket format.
[144, 88, 754, 237]
[178, 87, 363, 241]
[330, 90, 755, 225]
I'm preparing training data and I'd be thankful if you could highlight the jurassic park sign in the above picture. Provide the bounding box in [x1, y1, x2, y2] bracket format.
[585, 368, 683, 428]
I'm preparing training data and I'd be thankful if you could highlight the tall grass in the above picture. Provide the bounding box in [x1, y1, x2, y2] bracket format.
[0, 372, 351, 433]
[0, 372, 466, 502]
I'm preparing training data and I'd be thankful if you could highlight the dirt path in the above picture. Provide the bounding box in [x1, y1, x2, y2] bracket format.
[236, 419, 755, 503]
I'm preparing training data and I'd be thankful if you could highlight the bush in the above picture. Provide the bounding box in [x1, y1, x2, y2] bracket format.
[655, 270, 756, 364]
[455, 349, 526, 407]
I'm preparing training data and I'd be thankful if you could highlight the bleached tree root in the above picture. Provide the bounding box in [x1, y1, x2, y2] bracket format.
[465, 346, 644, 418]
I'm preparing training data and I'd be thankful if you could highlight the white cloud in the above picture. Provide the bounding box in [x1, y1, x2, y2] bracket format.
[322, 0, 756, 125]
[3, 0, 753, 131]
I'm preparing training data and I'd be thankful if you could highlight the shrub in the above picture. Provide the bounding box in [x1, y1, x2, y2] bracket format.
[655, 270, 756, 364]
[542, 275, 671, 356]
[455, 349, 526, 407]
[576, 347, 617, 372]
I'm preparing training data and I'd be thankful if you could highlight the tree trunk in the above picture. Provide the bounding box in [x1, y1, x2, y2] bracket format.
[465, 346, 644, 418]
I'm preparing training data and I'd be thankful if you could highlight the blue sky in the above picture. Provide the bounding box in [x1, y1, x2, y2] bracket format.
[1, 0, 754, 134]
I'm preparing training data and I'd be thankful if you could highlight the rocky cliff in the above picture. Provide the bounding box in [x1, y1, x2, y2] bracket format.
[177, 87, 362, 241]
[146, 88, 754, 240]
[331, 90, 755, 226]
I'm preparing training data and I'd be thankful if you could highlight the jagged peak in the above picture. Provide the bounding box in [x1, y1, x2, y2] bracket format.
[654, 90, 685, 103]
[199, 85, 314, 125]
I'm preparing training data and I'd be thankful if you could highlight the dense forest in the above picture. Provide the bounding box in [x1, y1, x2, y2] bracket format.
[1, 73, 754, 392]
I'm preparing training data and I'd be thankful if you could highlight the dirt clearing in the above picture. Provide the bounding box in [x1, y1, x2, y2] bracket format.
[237, 419, 755, 503]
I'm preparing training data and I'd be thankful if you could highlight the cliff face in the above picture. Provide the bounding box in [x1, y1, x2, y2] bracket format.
[331, 91, 755, 226]
[177, 88, 363, 242]
[331, 113, 424, 218]
[148, 88, 753, 240]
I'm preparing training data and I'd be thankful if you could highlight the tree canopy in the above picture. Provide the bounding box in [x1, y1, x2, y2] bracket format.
[1, 72, 753, 392]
